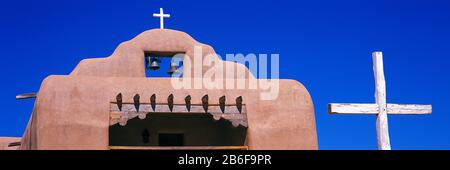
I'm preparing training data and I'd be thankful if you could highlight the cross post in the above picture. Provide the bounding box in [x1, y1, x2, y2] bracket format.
[373, 51, 390, 150]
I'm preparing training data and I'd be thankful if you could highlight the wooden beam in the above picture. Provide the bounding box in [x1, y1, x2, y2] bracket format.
[110, 104, 245, 116]
[109, 103, 248, 127]
[328, 103, 432, 115]
[387, 104, 432, 114]
[109, 146, 248, 150]
[8, 141, 21, 147]
[16, 93, 37, 100]
[328, 103, 378, 114]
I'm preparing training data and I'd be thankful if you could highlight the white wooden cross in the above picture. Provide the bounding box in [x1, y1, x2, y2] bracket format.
[153, 8, 170, 29]
[328, 51, 432, 150]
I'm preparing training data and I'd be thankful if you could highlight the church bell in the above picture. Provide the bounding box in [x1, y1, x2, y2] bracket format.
[167, 61, 181, 75]
[146, 56, 160, 70]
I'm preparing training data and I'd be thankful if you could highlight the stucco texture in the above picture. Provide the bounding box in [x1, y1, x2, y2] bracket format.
[0, 137, 21, 150]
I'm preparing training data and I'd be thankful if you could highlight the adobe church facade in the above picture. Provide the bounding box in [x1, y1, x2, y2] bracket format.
[0, 29, 317, 150]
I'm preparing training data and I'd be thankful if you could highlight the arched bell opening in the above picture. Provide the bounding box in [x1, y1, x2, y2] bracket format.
[144, 51, 185, 78]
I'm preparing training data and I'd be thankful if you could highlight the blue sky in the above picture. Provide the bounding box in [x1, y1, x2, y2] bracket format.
[1, 0, 449, 150]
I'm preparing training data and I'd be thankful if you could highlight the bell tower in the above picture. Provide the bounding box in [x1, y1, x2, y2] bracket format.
[144, 52, 184, 78]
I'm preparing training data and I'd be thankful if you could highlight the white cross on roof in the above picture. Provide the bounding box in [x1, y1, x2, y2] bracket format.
[153, 8, 170, 29]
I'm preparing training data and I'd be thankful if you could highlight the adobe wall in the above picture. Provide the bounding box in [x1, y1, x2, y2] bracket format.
[0, 137, 21, 150]
[19, 29, 318, 150]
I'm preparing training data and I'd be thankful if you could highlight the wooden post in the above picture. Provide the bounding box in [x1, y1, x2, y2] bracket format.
[373, 51, 391, 150]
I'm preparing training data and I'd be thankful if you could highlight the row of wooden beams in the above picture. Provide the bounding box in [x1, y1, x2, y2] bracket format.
[110, 103, 248, 127]
[109, 146, 248, 150]
[111, 103, 246, 115]
[116, 93, 244, 114]
[328, 103, 432, 115]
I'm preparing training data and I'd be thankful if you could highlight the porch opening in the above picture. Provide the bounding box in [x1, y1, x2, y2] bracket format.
[159, 133, 184, 146]
[109, 113, 247, 150]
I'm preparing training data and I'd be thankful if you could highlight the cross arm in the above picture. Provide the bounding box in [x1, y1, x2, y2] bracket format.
[387, 104, 432, 114]
[328, 103, 432, 115]
[153, 14, 170, 17]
